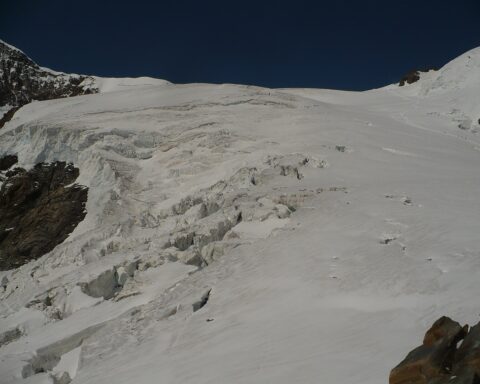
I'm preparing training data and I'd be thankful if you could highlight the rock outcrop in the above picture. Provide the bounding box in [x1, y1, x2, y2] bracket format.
[0, 40, 98, 128]
[0, 159, 88, 270]
[399, 70, 422, 86]
[399, 68, 437, 86]
[0, 153, 18, 171]
[390, 316, 480, 384]
[0, 106, 20, 129]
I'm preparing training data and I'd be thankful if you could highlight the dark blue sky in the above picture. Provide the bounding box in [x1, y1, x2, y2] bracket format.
[1, 0, 479, 90]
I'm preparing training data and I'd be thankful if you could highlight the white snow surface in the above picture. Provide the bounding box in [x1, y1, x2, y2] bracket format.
[92, 76, 171, 93]
[1, 47, 480, 384]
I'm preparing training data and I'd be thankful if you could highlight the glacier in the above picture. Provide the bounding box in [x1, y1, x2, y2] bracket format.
[0, 44, 480, 384]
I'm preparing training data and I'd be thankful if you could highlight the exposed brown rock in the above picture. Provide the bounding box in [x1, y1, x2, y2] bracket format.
[0, 160, 88, 270]
[399, 67, 437, 86]
[453, 323, 480, 380]
[399, 70, 421, 86]
[390, 317, 480, 384]
[423, 317, 468, 346]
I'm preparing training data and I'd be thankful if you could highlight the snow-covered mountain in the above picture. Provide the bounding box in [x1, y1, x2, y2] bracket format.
[0, 41, 480, 384]
[0, 40, 170, 128]
[0, 40, 97, 121]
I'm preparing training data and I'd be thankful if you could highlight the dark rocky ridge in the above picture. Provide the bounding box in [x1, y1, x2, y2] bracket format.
[0, 158, 88, 270]
[390, 316, 480, 384]
[0, 40, 98, 128]
[399, 68, 438, 86]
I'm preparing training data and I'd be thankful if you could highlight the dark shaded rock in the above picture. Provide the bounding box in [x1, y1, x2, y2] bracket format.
[399, 67, 437, 86]
[453, 323, 480, 378]
[0, 40, 98, 121]
[0, 106, 20, 129]
[0, 161, 88, 270]
[399, 70, 421, 86]
[390, 317, 467, 384]
[0, 154, 17, 171]
[423, 317, 468, 346]
[390, 317, 480, 384]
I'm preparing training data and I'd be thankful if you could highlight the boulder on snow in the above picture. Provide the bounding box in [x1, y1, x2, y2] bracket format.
[389, 316, 480, 384]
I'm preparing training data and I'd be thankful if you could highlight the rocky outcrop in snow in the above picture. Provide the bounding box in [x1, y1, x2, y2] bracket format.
[0, 40, 97, 127]
[0, 160, 88, 270]
[390, 316, 480, 384]
[0, 153, 18, 171]
[399, 68, 437, 86]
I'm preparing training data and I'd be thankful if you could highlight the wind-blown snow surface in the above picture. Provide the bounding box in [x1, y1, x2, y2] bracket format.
[1, 47, 480, 384]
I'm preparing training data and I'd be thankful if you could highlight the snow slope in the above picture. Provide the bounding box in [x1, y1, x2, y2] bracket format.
[1, 47, 480, 384]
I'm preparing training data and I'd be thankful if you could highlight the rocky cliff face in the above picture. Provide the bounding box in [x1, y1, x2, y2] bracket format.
[0, 41, 93, 270]
[0, 158, 88, 270]
[390, 317, 480, 384]
[0, 40, 98, 126]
